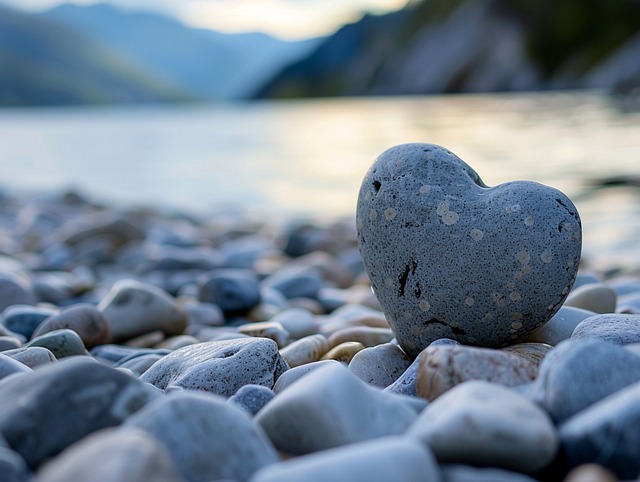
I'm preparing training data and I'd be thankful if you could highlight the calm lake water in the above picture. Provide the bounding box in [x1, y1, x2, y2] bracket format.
[1, 91, 639, 271]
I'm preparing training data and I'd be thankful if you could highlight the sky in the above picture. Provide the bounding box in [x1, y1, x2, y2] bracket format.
[3, 0, 411, 39]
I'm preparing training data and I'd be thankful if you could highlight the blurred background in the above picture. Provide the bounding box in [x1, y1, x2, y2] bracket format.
[0, 0, 640, 269]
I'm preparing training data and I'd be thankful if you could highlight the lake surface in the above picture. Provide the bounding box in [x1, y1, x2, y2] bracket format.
[1, 91, 639, 271]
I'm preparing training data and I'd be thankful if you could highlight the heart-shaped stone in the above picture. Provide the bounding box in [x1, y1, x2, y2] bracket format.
[356, 143, 581, 358]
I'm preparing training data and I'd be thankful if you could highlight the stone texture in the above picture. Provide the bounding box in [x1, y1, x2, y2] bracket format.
[252, 437, 441, 482]
[408, 380, 557, 473]
[2, 346, 57, 368]
[348, 342, 411, 388]
[571, 313, 640, 344]
[501, 342, 552, 368]
[255, 362, 417, 454]
[356, 143, 581, 357]
[227, 384, 275, 416]
[416, 345, 537, 401]
[31, 303, 110, 349]
[523, 306, 595, 345]
[272, 360, 341, 394]
[25, 329, 88, 358]
[279, 334, 329, 368]
[140, 338, 288, 396]
[237, 321, 290, 348]
[124, 392, 278, 482]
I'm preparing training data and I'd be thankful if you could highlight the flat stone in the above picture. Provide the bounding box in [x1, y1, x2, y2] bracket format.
[523, 306, 595, 345]
[279, 334, 329, 368]
[525, 338, 640, 423]
[2, 346, 57, 368]
[227, 384, 275, 416]
[252, 436, 441, 482]
[98, 279, 187, 342]
[356, 143, 581, 357]
[255, 362, 417, 454]
[572, 313, 640, 344]
[197, 269, 261, 316]
[1, 305, 56, 339]
[31, 304, 110, 349]
[440, 465, 539, 482]
[348, 343, 411, 388]
[140, 338, 288, 396]
[25, 329, 88, 358]
[408, 380, 557, 473]
[559, 380, 640, 479]
[0, 357, 160, 468]
[37, 428, 184, 482]
[124, 392, 278, 482]
[416, 345, 537, 401]
[564, 283, 616, 313]
[0, 353, 31, 381]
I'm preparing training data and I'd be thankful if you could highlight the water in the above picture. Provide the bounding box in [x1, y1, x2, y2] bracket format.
[1, 91, 639, 271]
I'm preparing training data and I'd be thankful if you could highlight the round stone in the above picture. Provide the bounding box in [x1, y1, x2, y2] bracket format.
[356, 143, 581, 356]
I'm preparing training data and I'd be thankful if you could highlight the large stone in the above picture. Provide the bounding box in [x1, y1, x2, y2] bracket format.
[124, 392, 278, 482]
[140, 338, 288, 396]
[356, 143, 581, 357]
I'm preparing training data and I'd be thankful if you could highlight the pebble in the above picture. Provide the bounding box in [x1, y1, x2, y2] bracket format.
[2, 346, 57, 368]
[563, 283, 617, 313]
[237, 321, 290, 348]
[227, 384, 275, 416]
[0, 273, 37, 312]
[256, 362, 417, 454]
[384, 350, 422, 396]
[140, 338, 289, 396]
[272, 360, 341, 393]
[320, 341, 365, 364]
[501, 342, 552, 368]
[356, 143, 581, 357]
[440, 465, 539, 482]
[523, 306, 595, 345]
[408, 380, 557, 473]
[571, 313, 640, 344]
[181, 301, 224, 326]
[1, 305, 57, 339]
[348, 342, 411, 388]
[268, 307, 319, 339]
[0, 445, 29, 482]
[262, 265, 322, 300]
[0, 353, 32, 381]
[562, 464, 617, 482]
[37, 427, 185, 482]
[251, 436, 441, 482]
[115, 352, 165, 376]
[327, 326, 395, 348]
[31, 303, 110, 349]
[416, 345, 537, 401]
[0, 357, 160, 467]
[525, 338, 640, 423]
[124, 391, 278, 482]
[0, 336, 22, 351]
[25, 328, 88, 358]
[197, 269, 261, 316]
[279, 334, 329, 368]
[98, 279, 188, 342]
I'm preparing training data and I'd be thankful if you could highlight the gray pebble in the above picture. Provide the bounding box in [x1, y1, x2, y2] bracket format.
[441, 465, 539, 482]
[0, 353, 31, 381]
[572, 313, 640, 344]
[269, 308, 319, 339]
[262, 265, 322, 300]
[2, 346, 57, 368]
[348, 342, 411, 388]
[0, 274, 37, 312]
[25, 329, 88, 358]
[356, 143, 581, 357]
[1, 305, 57, 339]
[0, 336, 22, 351]
[227, 384, 275, 416]
[31, 304, 110, 349]
[523, 306, 595, 345]
[197, 269, 261, 316]
[384, 351, 422, 397]
[0, 446, 29, 482]
[564, 283, 616, 313]
[272, 360, 340, 393]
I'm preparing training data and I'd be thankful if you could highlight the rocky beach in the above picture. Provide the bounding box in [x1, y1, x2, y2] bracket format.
[0, 144, 640, 482]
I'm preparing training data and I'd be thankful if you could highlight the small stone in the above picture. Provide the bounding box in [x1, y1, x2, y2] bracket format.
[155, 335, 199, 351]
[37, 428, 184, 482]
[562, 464, 617, 482]
[262, 265, 322, 300]
[0, 353, 31, 381]
[572, 313, 640, 344]
[441, 465, 539, 482]
[125, 330, 165, 348]
[564, 283, 616, 313]
[417, 345, 537, 401]
[197, 269, 261, 316]
[272, 360, 341, 394]
[384, 351, 423, 396]
[408, 380, 557, 473]
[181, 301, 224, 327]
[124, 392, 278, 482]
[356, 143, 581, 357]
[252, 436, 440, 482]
[0, 274, 37, 312]
[140, 338, 288, 396]
[256, 363, 417, 454]
[320, 341, 365, 364]
[348, 343, 411, 388]
[269, 308, 319, 339]
[227, 384, 275, 416]
[328, 326, 395, 348]
[523, 306, 595, 345]
[31, 304, 110, 349]
[115, 353, 164, 376]
[279, 334, 329, 368]
[0, 336, 22, 351]
[25, 329, 87, 358]
[98, 279, 188, 342]
[237, 321, 290, 348]
[90, 344, 169, 365]
[501, 342, 552, 368]
[1, 305, 56, 339]
[2, 346, 57, 368]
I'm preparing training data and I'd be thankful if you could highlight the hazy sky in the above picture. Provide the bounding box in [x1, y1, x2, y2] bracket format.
[4, 0, 411, 38]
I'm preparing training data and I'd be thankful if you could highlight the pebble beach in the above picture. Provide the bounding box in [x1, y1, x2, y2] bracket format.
[1, 158, 640, 482]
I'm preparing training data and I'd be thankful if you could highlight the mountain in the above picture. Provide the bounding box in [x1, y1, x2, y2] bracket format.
[42, 3, 320, 100]
[0, 4, 193, 106]
[255, 0, 640, 98]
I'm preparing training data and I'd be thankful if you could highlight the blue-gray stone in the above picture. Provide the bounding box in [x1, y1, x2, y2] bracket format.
[384, 352, 422, 397]
[0, 274, 37, 312]
[2, 347, 57, 368]
[227, 384, 275, 416]
[1, 305, 56, 339]
[25, 329, 88, 358]
[356, 143, 582, 357]
[0, 446, 29, 482]
[572, 313, 640, 344]
[0, 337, 21, 352]
[525, 338, 640, 423]
[0, 353, 31, 381]
[197, 269, 261, 316]
[31, 304, 110, 349]
[0, 357, 161, 468]
[90, 344, 170, 365]
[559, 380, 640, 479]
[262, 266, 322, 300]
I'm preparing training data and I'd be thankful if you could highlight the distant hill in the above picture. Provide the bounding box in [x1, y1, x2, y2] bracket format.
[42, 3, 320, 100]
[255, 0, 640, 98]
[0, 4, 192, 106]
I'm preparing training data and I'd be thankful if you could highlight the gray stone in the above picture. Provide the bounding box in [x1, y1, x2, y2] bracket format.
[559, 380, 640, 479]
[441, 465, 539, 482]
[90, 344, 169, 365]
[279, 334, 329, 368]
[227, 384, 275, 416]
[328, 326, 395, 348]
[525, 338, 640, 423]
[272, 360, 341, 394]
[384, 350, 422, 396]
[572, 313, 640, 344]
[0, 357, 160, 467]
[124, 392, 278, 482]
[262, 265, 322, 300]
[0, 353, 31, 381]
[251, 436, 441, 482]
[1, 305, 56, 339]
[237, 321, 290, 348]
[31, 304, 110, 349]
[617, 291, 640, 314]
[269, 308, 319, 339]
[115, 353, 165, 376]
[0, 446, 29, 482]
[0, 274, 37, 312]
[0, 336, 21, 351]
[98, 279, 188, 342]
[182, 301, 224, 327]
[564, 283, 616, 313]
[348, 342, 411, 388]
[256, 362, 417, 454]
[140, 338, 288, 396]
[2, 346, 57, 368]
[523, 306, 595, 345]
[408, 380, 557, 473]
[356, 143, 581, 357]
[197, 269, 261, 316]
[37, 428, 185, 482]
[25, 329, 88, 358]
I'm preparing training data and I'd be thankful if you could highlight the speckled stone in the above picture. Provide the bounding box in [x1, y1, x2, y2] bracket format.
[139, 338, 288, 396]
[409, 380, 557, 473]
[523, 306, 595, 345]
[348, 343, 411, 388]
[31, 304, 110, 349]
[384, 350, 423, 396]
[564, 283, 616, 313]
[279, 334, 329, 368]
[356, 143, 582, 357]
[572, 313, 640, 344]
[227, 384, 275, 416]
